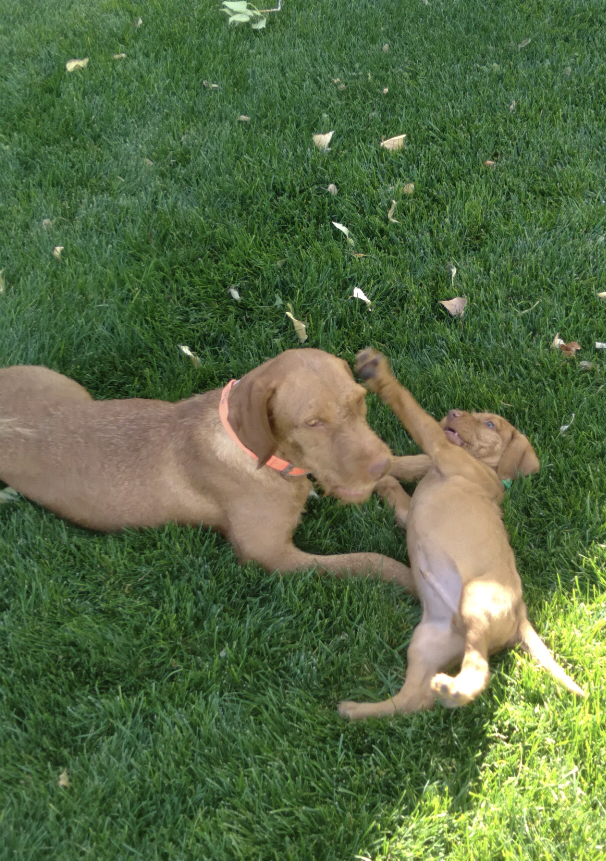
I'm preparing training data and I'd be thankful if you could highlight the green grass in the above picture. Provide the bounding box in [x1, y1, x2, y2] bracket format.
[1, 0, 606, 857]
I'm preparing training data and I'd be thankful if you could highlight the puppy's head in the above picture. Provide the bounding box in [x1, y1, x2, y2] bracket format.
[439, 410, 540, 480]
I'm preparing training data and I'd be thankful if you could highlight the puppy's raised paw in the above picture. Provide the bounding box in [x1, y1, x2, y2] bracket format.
[355, 348, 392, 393]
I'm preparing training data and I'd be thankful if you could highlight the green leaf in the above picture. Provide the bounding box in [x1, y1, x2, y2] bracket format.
[228, 11, 254, 23]
[222, 1, 250, 11]
[250, 16, 267, 28]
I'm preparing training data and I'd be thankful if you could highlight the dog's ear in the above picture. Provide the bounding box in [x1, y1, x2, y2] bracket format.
[227, 366, 278, 468]
[497, 430, 540, 480]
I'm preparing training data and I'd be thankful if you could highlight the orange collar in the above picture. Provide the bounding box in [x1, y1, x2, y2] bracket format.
[219, 380, 309, 477]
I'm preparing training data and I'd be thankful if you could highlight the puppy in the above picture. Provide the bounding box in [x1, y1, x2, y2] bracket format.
[339, 349, 585, 719]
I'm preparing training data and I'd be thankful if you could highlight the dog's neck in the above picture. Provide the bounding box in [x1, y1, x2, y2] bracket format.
[219, 380, 309, 477]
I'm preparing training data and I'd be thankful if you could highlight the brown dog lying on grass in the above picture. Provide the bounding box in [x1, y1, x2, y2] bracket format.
[339, 349, 585, 720]
[0, 350, 428, 587]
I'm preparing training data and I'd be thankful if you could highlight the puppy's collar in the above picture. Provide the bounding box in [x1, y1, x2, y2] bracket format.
[219, 380, 309, 477]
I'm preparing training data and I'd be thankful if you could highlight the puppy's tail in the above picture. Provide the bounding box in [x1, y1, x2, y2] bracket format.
[518, 617, 586, 698]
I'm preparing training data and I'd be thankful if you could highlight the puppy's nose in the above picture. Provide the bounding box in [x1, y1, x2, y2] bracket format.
[368, 457, 390, 479]
[446, 409, 462, 422]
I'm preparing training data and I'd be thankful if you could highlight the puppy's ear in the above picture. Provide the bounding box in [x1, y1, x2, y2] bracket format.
[497, 430, 540, 480]
[227, 367, 277, 468]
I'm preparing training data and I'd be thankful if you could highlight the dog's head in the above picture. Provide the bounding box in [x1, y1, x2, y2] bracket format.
[439, 409, 540, 480]
[227, 348, 392, 502]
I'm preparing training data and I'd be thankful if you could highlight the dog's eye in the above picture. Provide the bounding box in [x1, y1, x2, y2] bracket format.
[485, 421, 496, 429]
[306, 419, 323, 427]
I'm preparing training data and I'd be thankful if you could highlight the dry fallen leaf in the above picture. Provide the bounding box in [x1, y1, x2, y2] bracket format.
[285, 311, 307, 343]
[0, 487, 19, 503]
[560, 414, 575, 434]
[382, 87, 389, 94]
[203, 80, 219, 90]
[57, 770, 71, 789]
[313, 131, 334, 152]
[337, 83, 346, 91]
[331, 221, 355, 246]
[579, 361, 595, 370]
[597, 292, 606, 300]
[439, 297, 467, 318]
[381, 134, 406, 151]
[52, 246, 64, 260]
[228, 286, 241, 301]
[560, 341, 581, 357]
[402, 182, 415, 195]
[178, 345, 201, 368]
[484, 159, 497, 167]
[41, 218, 54, 229]
[237, 115, 251, 122]
[134, 16, 143, 27]
[509, 100, 517, 112]
[0, 270, 4, 294]
[327, 183, 338, 196]
[551, 333, 565, 350]
[66, 58, 89, 72]
[352, 287, 372, 309]
[518, 38, 531, 49]
[331, 78, 341, 84]
[351, 253, 369, 259]
[387, 200, 399, 223]
[112, 53, 127, 60]
[143, 157, 154, 166]
[596, 342, 606, 350]
[448, 263, 457, 287]
[382, 43, 389, 53]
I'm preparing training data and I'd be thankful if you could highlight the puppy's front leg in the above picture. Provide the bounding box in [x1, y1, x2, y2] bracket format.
[356, 350, 449, 460]
[374, 475, 412, 529]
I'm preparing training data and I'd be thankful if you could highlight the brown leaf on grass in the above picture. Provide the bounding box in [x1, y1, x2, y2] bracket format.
[387, 200, 399, 223]
[134, 16, 143, 27]
[57, 770, 71, 788]
[402, 182, 415, 195]
[203, 80, 219, 90]
[560, 341, 581, 357]
[285, 310, 307, 343]
[112, 53, 127, 60]
[52, 246, 64, 260]
[518, 38, 531, 49]
[484, 159, 497, 167]
[313, 131, 334, 152]
[228, 287, 241, 301]
[439, 297, 467, 318]
[597, 292, 606, 300]
[41, 218, 54, 229]
[382, 43, 389, 53]
[331, 221, 354, 246]
[327, 183, 338, 196]
[237, 115, 250, 122]
[509, 100, 517, 112]
[331, 78, 341, 84]
[380, 134, 406, 151]
[351, 253, 369, 259]
[551, 333, 565, 350]
[66, 58, 89, 72]
[382, 87, 389, 94]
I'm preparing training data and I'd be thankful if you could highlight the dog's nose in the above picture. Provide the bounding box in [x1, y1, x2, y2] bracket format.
[446, 409, 462, 422]
[368, 457, 390, 479]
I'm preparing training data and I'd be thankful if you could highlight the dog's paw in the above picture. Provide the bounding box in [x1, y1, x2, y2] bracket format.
[430, 673, 473, 708]
[338, 700, 366, 720]
[355, 349, 391, 392]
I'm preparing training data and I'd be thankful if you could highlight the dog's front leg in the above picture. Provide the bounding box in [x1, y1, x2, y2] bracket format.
[374, 475, 412, 529]
[356, 350, 450, 460]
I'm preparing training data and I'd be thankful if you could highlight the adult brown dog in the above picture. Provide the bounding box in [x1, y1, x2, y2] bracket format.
[339, 349, 585, 719]
[0, 349, 427, 586]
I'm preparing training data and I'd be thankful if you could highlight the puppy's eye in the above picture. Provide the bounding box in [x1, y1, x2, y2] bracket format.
[485, 421, 496, 429]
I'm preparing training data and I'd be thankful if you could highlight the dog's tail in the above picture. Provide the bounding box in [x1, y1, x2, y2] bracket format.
[518, 617, 586, 698]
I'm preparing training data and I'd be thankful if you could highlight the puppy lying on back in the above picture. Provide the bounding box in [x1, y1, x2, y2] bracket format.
[339, 349, 585, 720]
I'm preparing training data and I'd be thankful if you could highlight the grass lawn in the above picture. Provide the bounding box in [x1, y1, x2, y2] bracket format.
[1, 0, 605, 857]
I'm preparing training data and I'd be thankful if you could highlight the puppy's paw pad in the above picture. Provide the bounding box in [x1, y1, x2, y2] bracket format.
[355, 349, 389, 382]
[430, 673, 468, 708]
